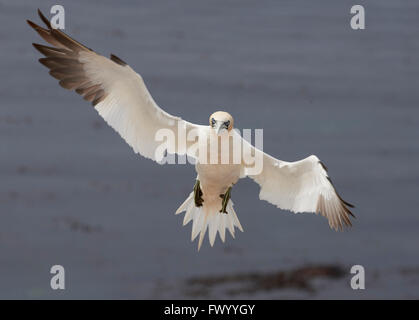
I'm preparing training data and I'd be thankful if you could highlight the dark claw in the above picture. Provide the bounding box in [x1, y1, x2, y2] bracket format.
[219, 186, 232, 214]
[193, 180, 204, 207]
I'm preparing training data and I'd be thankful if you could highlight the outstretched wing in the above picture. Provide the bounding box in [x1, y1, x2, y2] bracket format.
[236, 131, 354, 230]
[27, 9, 205, 162]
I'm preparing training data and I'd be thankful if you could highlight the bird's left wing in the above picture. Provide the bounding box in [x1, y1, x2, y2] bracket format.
[235, 130, 354, 230]
[27, 10, 205, 162]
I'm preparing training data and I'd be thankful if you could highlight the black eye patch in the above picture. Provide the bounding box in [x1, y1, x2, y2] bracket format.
[224, 120, 230, 128]
[211, 118, 216, 126]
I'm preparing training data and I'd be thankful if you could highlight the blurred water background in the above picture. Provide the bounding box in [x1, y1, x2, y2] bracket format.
[0, 0, 418, 298]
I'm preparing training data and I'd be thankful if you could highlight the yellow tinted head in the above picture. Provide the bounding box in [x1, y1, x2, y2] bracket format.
[209, 111, 234, 132]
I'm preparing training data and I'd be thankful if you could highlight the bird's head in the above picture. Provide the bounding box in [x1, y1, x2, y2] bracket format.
[209, 111, 234, 135]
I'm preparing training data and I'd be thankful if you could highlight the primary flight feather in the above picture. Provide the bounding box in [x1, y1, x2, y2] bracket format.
[27, 9, 354, 250]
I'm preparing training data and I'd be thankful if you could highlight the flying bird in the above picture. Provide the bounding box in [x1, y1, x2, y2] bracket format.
[27, 10, 354, 250]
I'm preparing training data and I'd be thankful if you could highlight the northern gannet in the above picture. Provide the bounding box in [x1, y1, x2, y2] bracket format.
[27, 10, 355, 250]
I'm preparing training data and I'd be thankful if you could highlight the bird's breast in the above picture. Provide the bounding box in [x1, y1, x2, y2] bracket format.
[195, 163, 241, 196]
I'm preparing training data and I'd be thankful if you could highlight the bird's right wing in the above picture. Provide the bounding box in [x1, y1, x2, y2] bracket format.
[235, 130, 355, 230]
[28, 10, 205, 162]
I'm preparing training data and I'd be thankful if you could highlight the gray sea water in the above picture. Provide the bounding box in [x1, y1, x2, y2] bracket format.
[0, 0, 418, 299]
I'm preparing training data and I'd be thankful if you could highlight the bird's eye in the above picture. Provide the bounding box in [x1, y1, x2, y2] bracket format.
[211, 118, 216, 126]
[224, 120, 230, 128]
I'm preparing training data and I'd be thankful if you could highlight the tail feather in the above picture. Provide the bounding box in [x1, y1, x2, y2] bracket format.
[176, 194, 192, 215]
[218, 215, 226, 243]
[229, 202, 244, 232]
[208, 214, 219, 247]
[175, 192, 243, 250]
[225, 208, 235, 239]
[182, 202, 194, 226]
[198, 215, 209, 250]
[191, 208, 203, 241]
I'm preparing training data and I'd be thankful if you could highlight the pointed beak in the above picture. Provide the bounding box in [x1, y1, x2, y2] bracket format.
[215, 123, 224, 135]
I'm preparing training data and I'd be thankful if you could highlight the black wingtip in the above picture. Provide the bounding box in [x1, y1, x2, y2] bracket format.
[27, 19, 39, 29]
[32, 43, 45, 55]
[38, 57, 51, 68]
[338, 192, 355, 208]
[37, 8, 52, 29]
[110, 54, 127, 66]
[326, 175, 356, 210]
[319, 161, 328, 172]
[32, 42, 39, 51]
[345, 201, 355, 209]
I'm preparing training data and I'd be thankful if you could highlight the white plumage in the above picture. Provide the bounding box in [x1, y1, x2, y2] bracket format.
[28, 10, 354, 251]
